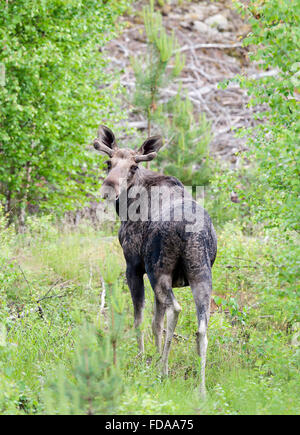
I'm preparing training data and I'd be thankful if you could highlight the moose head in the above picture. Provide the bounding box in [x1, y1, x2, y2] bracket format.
[93, 125, 163, 200]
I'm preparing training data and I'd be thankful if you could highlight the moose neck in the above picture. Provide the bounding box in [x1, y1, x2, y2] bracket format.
[116, 167, 185, 225]
[115, 166, 154, 219]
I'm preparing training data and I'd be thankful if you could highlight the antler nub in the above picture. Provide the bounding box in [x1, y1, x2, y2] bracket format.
[93, 139, 113, 157]
[93, 125, 118, 157]
[135, 152, 157, 163]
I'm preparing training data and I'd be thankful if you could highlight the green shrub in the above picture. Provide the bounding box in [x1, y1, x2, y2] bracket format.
[0, 0, 130, 226]
[43, 323, 123, 415]
[220, 0, 300, 230]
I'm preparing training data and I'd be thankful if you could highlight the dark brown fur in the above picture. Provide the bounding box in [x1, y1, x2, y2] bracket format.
[94, 126, 217, 395]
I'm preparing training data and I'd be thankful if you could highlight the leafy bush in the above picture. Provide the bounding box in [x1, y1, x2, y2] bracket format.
[221, 0, 300, 230]
[131, 0, 211, 185]
[0, 0, 129, 226]
[156, 93, 212, 186]
[0, 217, 299, 415]
[131, 0, 185, 136]
[43, 323, 123, 415]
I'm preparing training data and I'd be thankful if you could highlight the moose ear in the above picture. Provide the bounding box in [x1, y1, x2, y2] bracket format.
[97, 125, 117, 149]
[93, 125, 117, 157]
[137, 136, 163, 156]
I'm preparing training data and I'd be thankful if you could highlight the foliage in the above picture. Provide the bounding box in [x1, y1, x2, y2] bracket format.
[121, 222, 299, 415]
[156, 92, 212, 186]
[0, 218, 299, 415]
[0, 0, 129, 226]
[132, 0, 212, 184]
[43, 323, 123, 415]
[0, 0, 299, 417]
[220, 0, 300, 230]
[131, 0, 185, 136]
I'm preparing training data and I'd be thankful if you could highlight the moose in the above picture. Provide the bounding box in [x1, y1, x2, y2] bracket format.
[94, 125, 217, 396]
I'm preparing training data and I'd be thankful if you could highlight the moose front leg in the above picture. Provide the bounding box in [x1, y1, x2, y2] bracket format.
[126, 264, 145, 354]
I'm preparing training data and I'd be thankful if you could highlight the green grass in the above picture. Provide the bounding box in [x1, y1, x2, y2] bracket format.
[0, 217, 299, 414]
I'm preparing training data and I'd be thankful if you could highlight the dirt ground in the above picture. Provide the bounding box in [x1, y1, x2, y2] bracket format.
[104, 0, 265, 165]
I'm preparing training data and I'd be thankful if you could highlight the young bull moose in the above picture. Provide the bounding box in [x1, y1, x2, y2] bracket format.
[94, 125, 217, 396]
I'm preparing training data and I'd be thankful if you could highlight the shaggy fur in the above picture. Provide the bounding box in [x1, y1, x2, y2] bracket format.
[94, 126, 217, 395]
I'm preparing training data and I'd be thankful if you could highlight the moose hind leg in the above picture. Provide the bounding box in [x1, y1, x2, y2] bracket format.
[152, 297, 166, 354]
[158, 282, 181, 376]
[190, 274, 212, 398]
[197, 315, 209, 398]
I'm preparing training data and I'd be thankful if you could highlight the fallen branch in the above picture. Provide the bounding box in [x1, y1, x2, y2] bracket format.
[163, 328, 188, 341]
[176, 42, 244, 53]
[18, 264, 33, 297]
[37, 293, 70, 302]
[17, 264, 44, 318]
[224, 264, 258, 269]
[37, 279, 61, 303]
[37, 280, 72, 303]
[99, 272, 106, 313]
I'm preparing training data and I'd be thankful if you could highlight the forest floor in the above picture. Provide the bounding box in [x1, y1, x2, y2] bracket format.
[1, 219, 299, 414]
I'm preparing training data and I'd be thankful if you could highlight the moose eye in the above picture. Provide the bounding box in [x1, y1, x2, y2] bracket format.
[130, 165, 138, 174]
[105, 160, 112, 171]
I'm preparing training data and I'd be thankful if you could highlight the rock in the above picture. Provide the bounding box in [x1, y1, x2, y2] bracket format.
[205, 14, 229, 31]
[182, 3, 220, 24]
[169, 13, 183, 21]
[188, 5, 205, 21]
[180, 21, 194, 31]
[291, 322, 300, 347]
[133, 15, 144, 25]
[194, 21, 218, 35]
[230, 191, 240, 203]
[291, 332, 299, 347]
[162, 4, 171, 16]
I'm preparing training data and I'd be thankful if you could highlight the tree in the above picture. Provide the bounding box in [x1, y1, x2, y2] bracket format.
[43, 323, 123, 415]
[131, 0, 185, 137]
[0, 0, 130, 229]
[131, 0, 211, 182]
[225, 0, 300, 230]
[156, 92, 212, 186]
